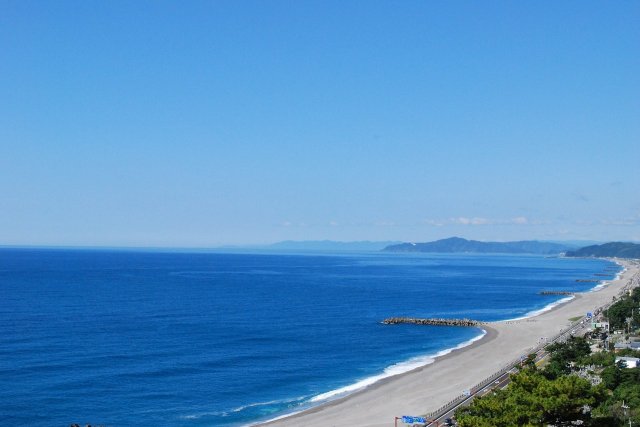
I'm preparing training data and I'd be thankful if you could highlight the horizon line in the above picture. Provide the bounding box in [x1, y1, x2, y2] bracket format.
[0, 237, 624, 252]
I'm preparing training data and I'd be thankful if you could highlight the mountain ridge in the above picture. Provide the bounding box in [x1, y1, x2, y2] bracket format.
[383, 237, 574, 255]
[564, 242, 640, 259]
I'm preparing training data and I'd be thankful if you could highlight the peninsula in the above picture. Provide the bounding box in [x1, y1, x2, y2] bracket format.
[383, 237, 573, 255]
[565, 241, 640, 259]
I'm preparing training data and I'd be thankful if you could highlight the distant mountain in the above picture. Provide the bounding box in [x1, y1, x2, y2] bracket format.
[267, 240, 402, 251]
[565, 242, 640, 259]
[383, 237, 573, 255]
[544, 240, 603, 247]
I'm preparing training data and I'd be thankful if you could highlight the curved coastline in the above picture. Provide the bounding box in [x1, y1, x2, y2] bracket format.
[255, 290, 575, 427]
[255, 260, 619, 426]
[309, 329, 488, 403]
[253, 326, 496, 427]
[587, 258, 624, 292]
[255, 259, 638, 427]
[507, 294, 577, 322]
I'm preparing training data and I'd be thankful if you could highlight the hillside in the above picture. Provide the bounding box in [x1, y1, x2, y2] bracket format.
[565, 241, 640, 258]
[383, 237, 572, 255]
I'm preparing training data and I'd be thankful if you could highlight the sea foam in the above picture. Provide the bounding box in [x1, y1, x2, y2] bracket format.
[310, 329, 487, 403]
[504, 295, 575, 322]
[248, 329, 487, 426]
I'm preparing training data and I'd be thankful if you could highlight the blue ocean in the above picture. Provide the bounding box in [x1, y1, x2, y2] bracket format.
[0, 249, 617, 426]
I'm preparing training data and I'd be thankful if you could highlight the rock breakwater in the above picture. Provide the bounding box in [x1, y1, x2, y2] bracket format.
[539, 291, 574, 295]
[382, 317, 484, 327]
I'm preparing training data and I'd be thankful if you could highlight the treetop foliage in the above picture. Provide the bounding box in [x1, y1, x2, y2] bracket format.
[455, 337, 640, 426]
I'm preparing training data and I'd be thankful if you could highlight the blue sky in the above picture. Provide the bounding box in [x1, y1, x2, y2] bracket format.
[1, 1, 639, 246]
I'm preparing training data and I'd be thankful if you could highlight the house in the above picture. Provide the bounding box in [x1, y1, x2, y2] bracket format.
[592, 321, 610, 331]
[615, 341, 640, 352]
[614, 342, 631, 351]
[615, 357, 640, 368]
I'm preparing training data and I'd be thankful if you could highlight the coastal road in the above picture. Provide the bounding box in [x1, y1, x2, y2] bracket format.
[422, 262, 640, 427]
[424, 365, 516, 426]
[424, 326, 584, 426]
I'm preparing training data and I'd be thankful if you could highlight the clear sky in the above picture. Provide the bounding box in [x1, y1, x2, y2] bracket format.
[1, 1, 639, 247]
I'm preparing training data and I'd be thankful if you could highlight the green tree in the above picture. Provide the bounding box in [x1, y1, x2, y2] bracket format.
[456, 369, 600, 426]
[582, 351, 615, 368]
[600, 364, 623, 390]
[536, 375, 602, 426]
[543, 337, 592, 379]
[605, 288, 640, 331]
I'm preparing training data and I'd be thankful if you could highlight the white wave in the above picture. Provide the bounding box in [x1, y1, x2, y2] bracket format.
[309, 329, 487, 403]
[588, 262, 624, 292]
[180, 411, 226, 420]
[184, 396, 306, 421]
[505, 295, 575, 322]
[231, 398, 301, 413]
[614, 269, 625, 281]
[612, 260, 626, 280]
[246, 330, 487, 426]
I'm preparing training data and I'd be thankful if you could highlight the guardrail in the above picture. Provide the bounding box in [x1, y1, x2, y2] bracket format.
[422, 319, 584, 423]
[421, 269, 640, 425]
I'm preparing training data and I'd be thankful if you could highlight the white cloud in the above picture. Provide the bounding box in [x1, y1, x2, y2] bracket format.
[279, 221, 308, 227]
[374, 220, 397, 227]
[422, 216, 538, 227]
[600, 218, 640, 226]
[510, 216, 529, 225]
[452, 217, 491, 225]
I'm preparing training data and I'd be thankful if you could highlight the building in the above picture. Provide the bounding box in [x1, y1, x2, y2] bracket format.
[615, 357, 640, 368]
[591, 321, 610, 332]
[614, 341, 640, 352]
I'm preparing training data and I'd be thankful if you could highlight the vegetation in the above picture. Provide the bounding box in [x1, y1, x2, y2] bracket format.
[605, 287, 640, 331]
[383, 237, 572, 254]
[565, 242, 640, 259]
[542, 336, 591, 379]
[593, 360, 640, 425]
[455, 335, 640, 426]
[456, 366, 601, 426]
[455, 276, 640, 426]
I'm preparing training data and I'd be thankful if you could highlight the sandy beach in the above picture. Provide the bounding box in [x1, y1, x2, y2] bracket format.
[259, 259, 640, 427]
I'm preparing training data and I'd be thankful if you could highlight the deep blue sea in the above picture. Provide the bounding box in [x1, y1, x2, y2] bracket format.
[0, 249, 618, 426]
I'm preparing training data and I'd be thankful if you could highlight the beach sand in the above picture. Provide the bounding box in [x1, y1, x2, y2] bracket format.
[259, 259, 640, 427]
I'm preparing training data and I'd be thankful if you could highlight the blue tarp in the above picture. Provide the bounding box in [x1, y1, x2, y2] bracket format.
[402, 415, 426, 423]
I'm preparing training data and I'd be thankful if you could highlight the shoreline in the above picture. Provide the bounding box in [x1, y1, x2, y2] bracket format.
[252, 326, 499, 426]
[256, 258, 639, 427]
[309, 328, 489, 403]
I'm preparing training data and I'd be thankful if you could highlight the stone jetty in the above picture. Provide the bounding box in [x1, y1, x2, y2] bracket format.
[594, 273, 611, 277]
[539, 291, 574, 296]
[382, 317, 484, 327]
[576, 279, 600, 283]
